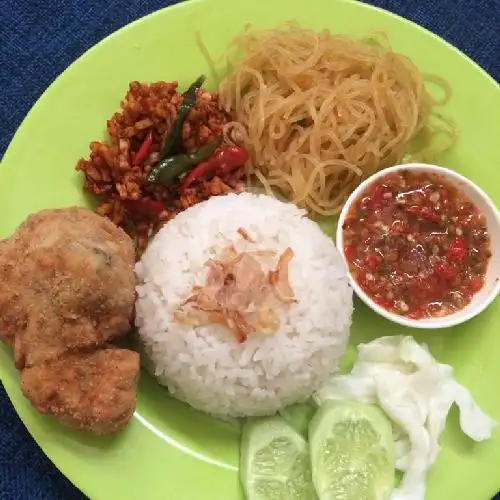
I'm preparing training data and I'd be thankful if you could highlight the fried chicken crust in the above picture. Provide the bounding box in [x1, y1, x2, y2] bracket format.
[0, 207, 140, 434]
[21, 348, 140, 435]
[0, 207, 136, 369]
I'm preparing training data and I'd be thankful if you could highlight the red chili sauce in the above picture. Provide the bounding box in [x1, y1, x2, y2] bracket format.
[342, 170, 491, 319]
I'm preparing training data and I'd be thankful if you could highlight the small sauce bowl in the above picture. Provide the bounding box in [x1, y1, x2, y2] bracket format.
[336, 163, 500, 329]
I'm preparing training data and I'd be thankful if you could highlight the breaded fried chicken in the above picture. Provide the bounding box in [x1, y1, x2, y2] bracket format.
[21, 348, 140, 435]
[0, 207, 135, 369]
[0, 207, 140, 434]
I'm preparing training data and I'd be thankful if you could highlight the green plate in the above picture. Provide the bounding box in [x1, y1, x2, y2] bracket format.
[0, 0, 499, 499]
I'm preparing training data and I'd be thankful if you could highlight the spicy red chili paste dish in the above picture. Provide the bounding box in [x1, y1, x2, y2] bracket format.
[342, 169, 492, 319]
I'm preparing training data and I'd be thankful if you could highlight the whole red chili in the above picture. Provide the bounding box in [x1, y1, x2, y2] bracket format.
[181, 146, 249, 191]
[213, 146, 249, 176]
[134, 130, 154, 167]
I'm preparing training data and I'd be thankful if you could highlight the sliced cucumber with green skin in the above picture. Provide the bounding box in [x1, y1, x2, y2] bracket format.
[309, 401, 395, 500]
[240, 416, 317, 500]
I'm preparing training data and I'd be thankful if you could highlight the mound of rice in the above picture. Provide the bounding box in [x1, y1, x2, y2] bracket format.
[134, 192, 353, 417]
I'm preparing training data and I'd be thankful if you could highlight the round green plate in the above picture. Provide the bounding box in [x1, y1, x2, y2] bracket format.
[0, 0, 499, 499]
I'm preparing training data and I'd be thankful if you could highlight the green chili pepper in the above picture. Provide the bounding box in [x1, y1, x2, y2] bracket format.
[148, 137, 222, 185]
[161, 75, 206, 158]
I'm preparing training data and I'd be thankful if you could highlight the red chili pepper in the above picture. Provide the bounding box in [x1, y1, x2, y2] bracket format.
[134, 131, 154, 166]
[344, 245, 357, 263]
[448, 237, 467, 262]
[213, 146, 249, 176]
[180, 160, 212, 189]
[181, 146, 249, 191]
[123, 198, 164, 215]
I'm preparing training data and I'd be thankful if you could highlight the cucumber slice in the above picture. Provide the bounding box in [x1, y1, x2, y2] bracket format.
[309, 401, 395, 500]
[240, 416, 317, 500]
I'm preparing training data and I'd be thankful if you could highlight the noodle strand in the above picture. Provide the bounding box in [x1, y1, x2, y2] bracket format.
[215, 24, 456, 216]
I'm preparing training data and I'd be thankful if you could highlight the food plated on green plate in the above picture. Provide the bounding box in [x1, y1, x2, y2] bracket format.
[1, 20, 499, 500]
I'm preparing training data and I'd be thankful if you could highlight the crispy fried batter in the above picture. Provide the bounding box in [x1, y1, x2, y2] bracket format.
[0, 207, 136, 369]
[0, 207, 140, 434]
[21, 348, 139, 435]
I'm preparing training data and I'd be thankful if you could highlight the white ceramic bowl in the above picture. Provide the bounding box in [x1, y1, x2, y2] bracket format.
[336, 163, 500, 329]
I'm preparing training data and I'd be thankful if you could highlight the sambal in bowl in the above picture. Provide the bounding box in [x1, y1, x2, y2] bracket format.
[336, 163, 500, 329]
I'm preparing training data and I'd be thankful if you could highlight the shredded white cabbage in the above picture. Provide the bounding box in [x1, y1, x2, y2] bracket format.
[314, 336, 498, 500]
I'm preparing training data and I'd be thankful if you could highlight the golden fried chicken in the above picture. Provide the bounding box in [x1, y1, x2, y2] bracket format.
[0, 207, 140, 434]
[21, 348, 140, 435]
[0, 207, 135, 369]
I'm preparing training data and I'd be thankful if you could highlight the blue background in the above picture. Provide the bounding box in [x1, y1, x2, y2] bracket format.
[0, 0, 499, 498]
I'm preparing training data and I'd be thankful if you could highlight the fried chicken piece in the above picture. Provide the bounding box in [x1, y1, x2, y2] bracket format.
[21, 348, 140, 435]
[0, 207, 140, 434]
[0, 207, 136, 369]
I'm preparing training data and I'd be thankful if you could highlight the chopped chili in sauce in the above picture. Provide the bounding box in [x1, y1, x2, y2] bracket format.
[342, 170, 491, 319]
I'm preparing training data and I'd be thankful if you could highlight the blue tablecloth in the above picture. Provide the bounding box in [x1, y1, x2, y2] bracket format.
[0, 1, 499, 498]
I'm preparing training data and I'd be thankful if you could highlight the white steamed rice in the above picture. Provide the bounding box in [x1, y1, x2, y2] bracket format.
[134, 192, 353, 417]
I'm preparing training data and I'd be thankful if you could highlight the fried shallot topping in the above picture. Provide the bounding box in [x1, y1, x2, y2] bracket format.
[175, 233, 296, 342]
